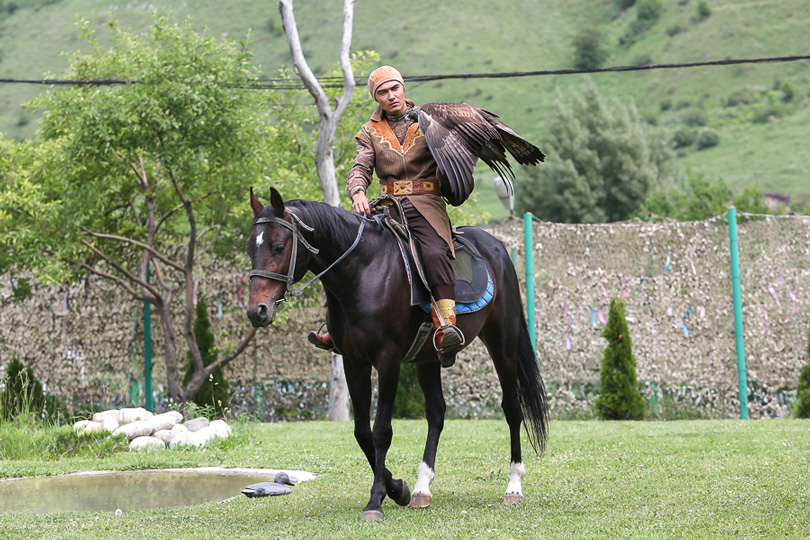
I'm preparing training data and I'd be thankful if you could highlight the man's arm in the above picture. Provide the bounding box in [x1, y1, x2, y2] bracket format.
[347, 130, 375, 216]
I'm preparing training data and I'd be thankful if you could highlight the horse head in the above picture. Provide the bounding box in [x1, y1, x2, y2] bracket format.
[245, 187, 313, 328]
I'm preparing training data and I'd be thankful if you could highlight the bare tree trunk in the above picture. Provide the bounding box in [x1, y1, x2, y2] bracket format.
[279, 0, 356, 421]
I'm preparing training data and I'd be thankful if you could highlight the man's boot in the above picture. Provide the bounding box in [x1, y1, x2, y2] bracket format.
[432, 299, 463, 367]
[308, 331, 334, 351]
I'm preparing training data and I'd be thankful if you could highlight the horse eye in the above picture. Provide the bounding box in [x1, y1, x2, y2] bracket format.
[272, 244, 285, 255]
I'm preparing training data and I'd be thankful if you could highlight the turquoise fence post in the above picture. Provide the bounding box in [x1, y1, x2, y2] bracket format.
[523, 213, 536, 353]
[727, 207, 749, 419]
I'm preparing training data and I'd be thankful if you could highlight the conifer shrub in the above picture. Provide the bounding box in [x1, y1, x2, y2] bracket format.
[1, 355, 65, 422]
[595, 298, 647, 420]
[794, 316, 810, 418]
[183, 297, 230, 416]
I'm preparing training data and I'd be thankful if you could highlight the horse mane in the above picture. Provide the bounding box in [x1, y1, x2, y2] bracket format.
[285, 199, 362, 248]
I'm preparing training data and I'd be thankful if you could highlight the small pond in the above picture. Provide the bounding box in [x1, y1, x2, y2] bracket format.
[0, 467, 313, 515]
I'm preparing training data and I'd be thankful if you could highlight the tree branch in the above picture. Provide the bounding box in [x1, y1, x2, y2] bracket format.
[78, 262, 153, 304]
[79, 238, 162, 301]
[204, 327, 258, 375]
[80, 228, 185, 273]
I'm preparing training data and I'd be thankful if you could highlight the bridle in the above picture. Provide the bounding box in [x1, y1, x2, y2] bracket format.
[248, 212, 366, 306]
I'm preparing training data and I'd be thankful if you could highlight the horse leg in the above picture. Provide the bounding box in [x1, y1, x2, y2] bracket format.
[482, 329, 527, 505]
[342, 360, 410, 521]
[361, 361, 410, 521]
[409, 360, 445, 509]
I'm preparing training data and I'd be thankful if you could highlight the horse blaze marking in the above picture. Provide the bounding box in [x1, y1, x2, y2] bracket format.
[255, 231, 264, 247]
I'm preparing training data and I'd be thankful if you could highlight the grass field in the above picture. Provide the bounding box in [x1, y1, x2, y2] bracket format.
[1, 419, 809, 538]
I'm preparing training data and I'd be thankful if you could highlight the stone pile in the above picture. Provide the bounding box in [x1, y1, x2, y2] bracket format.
[73, 407, 232, 451]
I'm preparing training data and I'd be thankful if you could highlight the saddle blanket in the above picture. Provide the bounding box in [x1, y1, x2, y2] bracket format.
[396, 232, 494, 315]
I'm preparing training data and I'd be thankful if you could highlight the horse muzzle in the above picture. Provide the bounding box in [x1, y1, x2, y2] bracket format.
[246, 302, 277, 328]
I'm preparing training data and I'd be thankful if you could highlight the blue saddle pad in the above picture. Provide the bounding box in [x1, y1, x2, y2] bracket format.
[396, 231, 494, 314]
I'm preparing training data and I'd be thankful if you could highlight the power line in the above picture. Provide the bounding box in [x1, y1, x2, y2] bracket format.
[2, 54, 809, 89]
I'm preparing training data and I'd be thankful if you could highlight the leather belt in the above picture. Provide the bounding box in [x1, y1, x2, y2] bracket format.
[380, 178, 440, 196]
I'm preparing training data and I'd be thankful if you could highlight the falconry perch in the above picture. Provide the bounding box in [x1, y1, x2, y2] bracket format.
[408, 102, 545, 205]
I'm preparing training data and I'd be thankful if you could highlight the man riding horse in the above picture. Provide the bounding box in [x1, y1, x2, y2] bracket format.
[309, 65, 463, 366]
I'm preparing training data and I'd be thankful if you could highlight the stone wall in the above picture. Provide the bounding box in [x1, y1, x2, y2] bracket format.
[2, 213, 808, 419]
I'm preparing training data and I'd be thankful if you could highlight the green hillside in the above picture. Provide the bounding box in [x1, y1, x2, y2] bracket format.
[1, 0, 809, 212]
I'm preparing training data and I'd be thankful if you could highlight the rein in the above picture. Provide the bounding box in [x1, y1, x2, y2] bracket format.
[249, 212, 366, 306]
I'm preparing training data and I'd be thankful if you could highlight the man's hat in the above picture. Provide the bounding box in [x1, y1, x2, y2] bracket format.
[367, 65, 404, 98]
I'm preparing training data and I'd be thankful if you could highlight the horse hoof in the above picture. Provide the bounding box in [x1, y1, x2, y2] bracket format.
[503, 493, 524, 505]
[360, 509, 384, 521]
[409, 492, 432, 509]
[393, 481, 411, 506]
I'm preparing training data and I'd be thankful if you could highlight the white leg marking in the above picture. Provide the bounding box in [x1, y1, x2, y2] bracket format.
[505, 461, 526, 498]
[255, 231, 264, 247]
[413, 461, 435, 496]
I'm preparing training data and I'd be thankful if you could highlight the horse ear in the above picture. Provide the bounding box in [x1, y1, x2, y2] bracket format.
[269, 187, 286, 217]
[250, 187, 264, 216]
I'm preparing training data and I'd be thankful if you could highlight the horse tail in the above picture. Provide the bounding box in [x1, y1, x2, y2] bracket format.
[517, 309, 549, 455]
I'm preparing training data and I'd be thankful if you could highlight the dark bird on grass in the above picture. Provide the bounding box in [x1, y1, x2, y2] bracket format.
[408, 102, 545, 205]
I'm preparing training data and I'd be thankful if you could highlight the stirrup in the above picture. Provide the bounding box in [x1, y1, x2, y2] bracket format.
[308, 331, 334, 351]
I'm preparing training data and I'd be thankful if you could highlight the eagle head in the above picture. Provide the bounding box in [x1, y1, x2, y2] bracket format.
[407, 106, 420, 122]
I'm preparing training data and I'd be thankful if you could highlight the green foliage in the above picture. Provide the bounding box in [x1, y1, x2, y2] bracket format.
[516, 82, 673, 223]
[672, 126, 697, 149]
[393, 363, 425, 419]
[572, 27, 608, 70]
[678, 107, 708, 127]
[639, 170, 770, 220]
[696, 0, 711, 20]
[695, 127, 720, 150]
[795, 318, 810, 418]
[595, 298, 646, 420]
[10, 277, 33, 302]
[1, 355, 65, 422]
[183, 298, 230, 415]
[620, 0, 663, 45]
[0, 420, 127, 460]
[1, 15, 282, 283]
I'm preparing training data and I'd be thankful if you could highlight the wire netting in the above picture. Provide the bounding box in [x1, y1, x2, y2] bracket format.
[1, 212, 808, 419]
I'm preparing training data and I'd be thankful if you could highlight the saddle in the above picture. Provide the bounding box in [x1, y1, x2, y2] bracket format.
[370, 196, 493, 312]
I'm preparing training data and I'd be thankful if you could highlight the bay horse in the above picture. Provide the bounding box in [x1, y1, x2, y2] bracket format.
[245, 187, 548, 521]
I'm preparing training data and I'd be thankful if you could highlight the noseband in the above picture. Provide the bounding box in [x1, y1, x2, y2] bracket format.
[249, 212, 366, 306]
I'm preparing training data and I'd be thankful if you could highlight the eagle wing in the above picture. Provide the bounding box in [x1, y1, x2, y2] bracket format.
[416, 102, 545, 204]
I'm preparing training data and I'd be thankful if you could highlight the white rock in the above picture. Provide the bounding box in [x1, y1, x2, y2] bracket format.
[184, 417, 209, 432]
[195, 426, 217, 443]
[149, 412, 179, 432]
[119, 407, 152, 425]
[162, 410, 184, 424]
[153, 429, 175, 445]
[92, 409, 120, 424]
[113, 420, 155, 440]
[170, 423, 188, 434]
[79, 421, 106, 434]
[73, 420, 91, 432]
[209, 420, 232, 439]
[170, 431, 206, 448]
[101, 417, 120, 432]
[129, 436, 166, 451]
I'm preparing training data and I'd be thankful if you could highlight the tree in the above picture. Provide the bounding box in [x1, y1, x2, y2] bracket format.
[572, 28, 608, 70]
[278, 0, 358, 420]
[516, 82, 673, 223]
[183, 297, 230, 416]
[595, 298, 647, 420]
[639, 170, 772, 220]
[0, 17, 286, 403]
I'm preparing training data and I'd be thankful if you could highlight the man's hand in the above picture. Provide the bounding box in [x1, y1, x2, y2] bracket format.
[352, 191, 371, 216]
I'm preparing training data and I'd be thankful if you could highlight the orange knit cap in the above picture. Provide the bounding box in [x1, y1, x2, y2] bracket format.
[367, 65, 404, 98]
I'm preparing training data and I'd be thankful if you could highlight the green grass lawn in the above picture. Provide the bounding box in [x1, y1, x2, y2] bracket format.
[1, 419, 809, 538]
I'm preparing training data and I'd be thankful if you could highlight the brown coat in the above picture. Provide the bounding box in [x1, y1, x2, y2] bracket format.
[347, 102, 454, 256]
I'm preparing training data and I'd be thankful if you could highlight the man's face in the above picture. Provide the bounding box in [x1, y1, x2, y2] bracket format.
[375, 80, 406, 116]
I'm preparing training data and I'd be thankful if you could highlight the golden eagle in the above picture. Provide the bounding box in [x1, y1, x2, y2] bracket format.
[408, 102, 545, 205]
